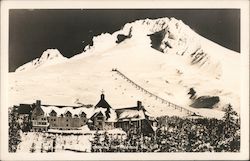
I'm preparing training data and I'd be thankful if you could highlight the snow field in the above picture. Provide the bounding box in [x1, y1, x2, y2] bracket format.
[9, 17, 240, 119]
[17, 132, 92, 153]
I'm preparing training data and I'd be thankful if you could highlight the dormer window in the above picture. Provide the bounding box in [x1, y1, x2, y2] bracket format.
[50, 110, 57, 117]
[65, 111, 72, 118]
[96, 112, 104, 121]
[80, 112, 86, 118]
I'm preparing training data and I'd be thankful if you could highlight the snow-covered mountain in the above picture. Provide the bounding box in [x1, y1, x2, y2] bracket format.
[9, 17, 240, 119]
[15, 49, 68, 72]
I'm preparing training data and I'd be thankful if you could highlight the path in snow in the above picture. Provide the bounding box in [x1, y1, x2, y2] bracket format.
[112, 68, 196, 115]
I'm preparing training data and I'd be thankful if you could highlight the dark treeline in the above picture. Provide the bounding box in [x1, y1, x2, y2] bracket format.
[91, 105, 240, 152]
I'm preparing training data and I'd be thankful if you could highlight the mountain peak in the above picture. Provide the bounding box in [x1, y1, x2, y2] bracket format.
[40, 49, 64, 60]
[75, 17, 191, 57]
[10, 17, 240, 118]
[15, 49, 68, 72]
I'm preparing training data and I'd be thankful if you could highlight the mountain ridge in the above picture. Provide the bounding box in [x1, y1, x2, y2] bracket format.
[9, 17, 240, 119]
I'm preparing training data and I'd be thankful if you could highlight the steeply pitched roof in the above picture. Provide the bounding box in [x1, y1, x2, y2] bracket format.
[41, 106, 93, 118]
[95, 94, 112, 109]
[17, 104, 34, 114]
[90, 111, 104, 120]
[90, 108, 117, 122]
[116, 106, 138, 111]
[115, 102, 150, 121]
[117, 109, 146, 121]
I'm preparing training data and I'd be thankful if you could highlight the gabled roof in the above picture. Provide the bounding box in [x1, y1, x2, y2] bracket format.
[90, 107, 117, 122]
[95, 94, 112, 109]
[116, 109, 146, 121]
[115, 102, 152, 121]
[116, 106, 138, 111]
[90, 111, 104, 120]
[32, 104, 44, 116]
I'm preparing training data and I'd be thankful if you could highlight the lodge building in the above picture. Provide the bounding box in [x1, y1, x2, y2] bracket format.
[17, 93, 156, 135]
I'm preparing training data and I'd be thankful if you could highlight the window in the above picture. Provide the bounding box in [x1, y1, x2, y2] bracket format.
[66, 119, 68, 122]
[50, 110, 57, 117]
[65, 111, 72, 117]
[80, 112, 86, 118]
[66, 124, 68, 127]
[97, 116, 103, 121]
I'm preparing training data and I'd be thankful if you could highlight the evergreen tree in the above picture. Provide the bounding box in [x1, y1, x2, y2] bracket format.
[93, 130, 100, 145]
[223, 104, 238, 130]
[52, 138, 56, 152]
[103, 131, 109, 145]
[8, 106, 21, 152]
[21, 114, 32, 132]
[222, 104, 240, 150]
[41, 143, 44, 153]
[30, 142, 36, 153]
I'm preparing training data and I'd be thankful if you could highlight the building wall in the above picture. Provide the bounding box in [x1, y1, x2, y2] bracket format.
[116, 120, 142, 132]
[48, 116, 87, 130]
[32, 115, 49, 132]
[116, 119, 154, 135]
[32, 116, 48, 125]
[93, 114, 105, 130]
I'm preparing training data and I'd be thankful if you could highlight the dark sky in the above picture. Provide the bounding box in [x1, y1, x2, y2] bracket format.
[9, 9, 240, 72]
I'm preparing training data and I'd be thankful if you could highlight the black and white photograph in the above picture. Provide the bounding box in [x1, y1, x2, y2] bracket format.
[0, 0, 249, 160]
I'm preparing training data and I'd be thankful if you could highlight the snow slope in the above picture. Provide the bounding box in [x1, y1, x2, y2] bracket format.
[9, 17, 240, 119]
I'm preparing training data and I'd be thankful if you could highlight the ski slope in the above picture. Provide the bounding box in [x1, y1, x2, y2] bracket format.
[9, 17, 240, 119]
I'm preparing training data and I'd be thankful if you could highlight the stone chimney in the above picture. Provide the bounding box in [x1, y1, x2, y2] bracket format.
[137, 101, 142, 110]
[36, 100, 41, 108]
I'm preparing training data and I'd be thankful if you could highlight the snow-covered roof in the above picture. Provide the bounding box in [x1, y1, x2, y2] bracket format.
[117, 109, 145, 121]
[91, 107, 117, 122]
[41, 106, 94, 118]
